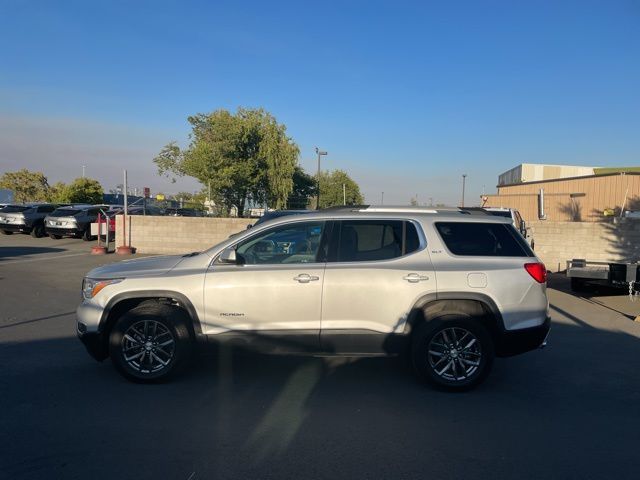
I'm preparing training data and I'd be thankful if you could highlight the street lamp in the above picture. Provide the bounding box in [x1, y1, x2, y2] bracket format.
[315, 147, 327, 210]
[461, 174, 467, 207]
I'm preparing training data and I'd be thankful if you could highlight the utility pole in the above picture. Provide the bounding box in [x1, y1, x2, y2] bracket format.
[343, 183, 346, 205]
[315, 147, 327, 210]
[381, 191, 384, 205]
[461, 174, 467, 207]
[82, 165, 86, 178]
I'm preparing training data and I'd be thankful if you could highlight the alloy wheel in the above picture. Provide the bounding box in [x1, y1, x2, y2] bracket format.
[427, 327, 482, 382]
[121, 320, 176, 374]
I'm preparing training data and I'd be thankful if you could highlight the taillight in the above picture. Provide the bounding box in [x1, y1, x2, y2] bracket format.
[524, 262, 547, 283]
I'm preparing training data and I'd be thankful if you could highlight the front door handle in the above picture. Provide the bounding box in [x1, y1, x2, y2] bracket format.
[403, 273, 429, 283]
[293, 274, 320, 283]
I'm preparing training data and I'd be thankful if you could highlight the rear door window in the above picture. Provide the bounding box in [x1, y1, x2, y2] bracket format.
[435, 222, 534, 257]
[331, 220, 421, 262]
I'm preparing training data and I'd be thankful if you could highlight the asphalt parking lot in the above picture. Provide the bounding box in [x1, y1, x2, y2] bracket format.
[1, 234, 640, 480]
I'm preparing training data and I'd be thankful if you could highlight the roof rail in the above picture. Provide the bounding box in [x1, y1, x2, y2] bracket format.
[319, 205, 493, 215]
[320, 205, 370, 211]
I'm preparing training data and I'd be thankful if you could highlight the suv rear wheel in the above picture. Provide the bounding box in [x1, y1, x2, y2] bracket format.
[411, 314, 494, 391]
[109, 303, 193, 383]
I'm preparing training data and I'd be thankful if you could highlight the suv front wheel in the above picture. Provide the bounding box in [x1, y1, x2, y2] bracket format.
[411, 314, 494, 391]
[109, 303, 193, 382]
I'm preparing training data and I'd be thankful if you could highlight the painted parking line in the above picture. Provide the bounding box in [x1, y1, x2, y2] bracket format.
[0, 252, 89, 265]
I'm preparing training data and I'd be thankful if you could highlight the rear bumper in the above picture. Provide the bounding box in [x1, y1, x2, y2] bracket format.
[495, 316, 551, 357]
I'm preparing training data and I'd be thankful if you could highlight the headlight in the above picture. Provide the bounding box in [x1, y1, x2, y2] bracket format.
[82, 278, 123, 299]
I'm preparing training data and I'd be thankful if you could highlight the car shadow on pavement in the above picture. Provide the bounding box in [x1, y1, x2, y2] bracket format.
[1, 318, 640, 480]
[0, 246, 66, 260]
[0, 311, 76, 330]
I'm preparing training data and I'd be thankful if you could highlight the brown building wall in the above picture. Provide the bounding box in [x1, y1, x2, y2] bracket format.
[482, 173, 640, 222]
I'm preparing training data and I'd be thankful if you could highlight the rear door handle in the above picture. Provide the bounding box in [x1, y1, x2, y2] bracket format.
[403, 273, 429, 283]
[293, 274, 319, 283]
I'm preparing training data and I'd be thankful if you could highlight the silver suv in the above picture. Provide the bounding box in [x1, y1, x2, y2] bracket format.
[77, 207, 550, 390]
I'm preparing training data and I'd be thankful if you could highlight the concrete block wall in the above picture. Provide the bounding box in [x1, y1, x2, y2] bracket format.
[115, 216, 253, 255]
[114, 216, 640, 271]
[529, 220, 640, 272]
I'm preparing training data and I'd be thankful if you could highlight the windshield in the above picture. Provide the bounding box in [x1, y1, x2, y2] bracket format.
[486, 210, 511, 218]
[50, 208, 82, 217]
[1, 205, 30, 213]
[254, 210, 311, 226]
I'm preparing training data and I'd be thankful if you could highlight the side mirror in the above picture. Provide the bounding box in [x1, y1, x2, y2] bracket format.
[219, 247, 238, 264]
[246, 224, 253, 229]
[521, 220, 527, 234]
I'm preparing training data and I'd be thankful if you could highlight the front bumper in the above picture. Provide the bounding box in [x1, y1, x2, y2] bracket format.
[77, 301, 108, 361]
[46, 226, 82, 236]
[0, 222, 30, 233]
[78, 330, 108, 361]
[495, 316, 551, 357]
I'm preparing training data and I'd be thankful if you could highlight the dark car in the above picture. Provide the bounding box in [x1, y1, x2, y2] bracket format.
[44, 205, 101, 240]
[0, 203, 58, 237]
[250, 210, 313, 228]
[164, 208, 204, 217]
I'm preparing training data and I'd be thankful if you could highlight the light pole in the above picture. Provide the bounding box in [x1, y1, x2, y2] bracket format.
[315, 147, 327, 210]
[381, 191, 384, 205]
[82, 165, 86, 178]
[461, 174, 467, 207]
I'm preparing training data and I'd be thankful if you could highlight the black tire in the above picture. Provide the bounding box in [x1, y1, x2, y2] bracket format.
[49, 233, 62, 239]
[30, 223, 45, 238]
[411, 314, 494, 391]
[82, 228, 94, 241]
[109, 303, 193, 383]
[1, 230, 13, 235]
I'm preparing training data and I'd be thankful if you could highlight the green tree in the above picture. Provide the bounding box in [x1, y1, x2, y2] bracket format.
[154, 107, 299, 217]
[62, 178, 104, 204]
[287, 166, 316, 209]
[48, 181, 68, 203]
[317, 169, 364, 209]
[0, 169, 50, 203]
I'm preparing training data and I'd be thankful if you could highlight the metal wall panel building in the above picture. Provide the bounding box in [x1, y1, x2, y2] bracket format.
[483, 172, 640, 222]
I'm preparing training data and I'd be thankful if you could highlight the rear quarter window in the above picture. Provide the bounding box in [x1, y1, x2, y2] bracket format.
[435, 222, 534, 257]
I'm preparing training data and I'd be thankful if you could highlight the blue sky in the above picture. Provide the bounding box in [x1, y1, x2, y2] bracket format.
[1, 0, 639, 205]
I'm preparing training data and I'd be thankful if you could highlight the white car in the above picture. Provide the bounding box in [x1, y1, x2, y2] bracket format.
[77, 206, 550, 390]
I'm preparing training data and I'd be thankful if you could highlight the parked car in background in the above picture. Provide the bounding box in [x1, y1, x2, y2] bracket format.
[45, 205, 101, 240]
[483, 207, 534, 249]
[164, 208, 204, 217]
[249, 209, 313, 228]
[0, 203, 58, 237]
[107, 205, 164, 216]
